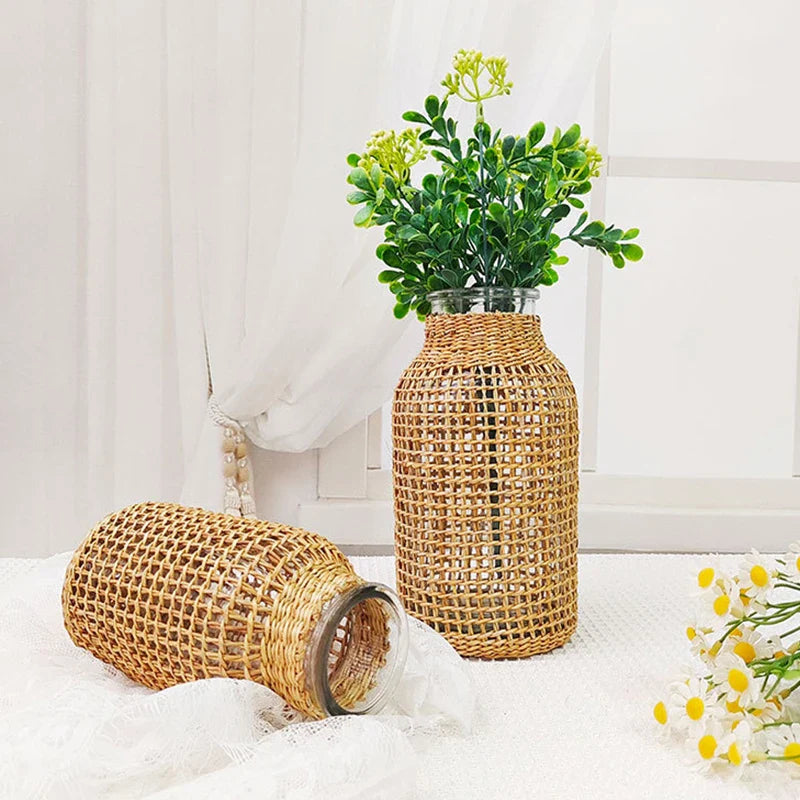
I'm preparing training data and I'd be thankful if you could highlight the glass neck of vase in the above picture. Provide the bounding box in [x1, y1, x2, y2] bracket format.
[428, 287, 539, 316]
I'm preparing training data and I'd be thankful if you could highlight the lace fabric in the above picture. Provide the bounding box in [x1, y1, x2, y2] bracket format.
[0, 555, 474, 799]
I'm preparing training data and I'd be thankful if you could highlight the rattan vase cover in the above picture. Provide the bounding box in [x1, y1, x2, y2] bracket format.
[62, 503, 406, 718]
[393, 307, 579, 659]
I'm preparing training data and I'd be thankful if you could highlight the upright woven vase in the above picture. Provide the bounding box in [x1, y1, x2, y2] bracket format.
[393, 288, 579, 659]
[63, 503, 406, 718]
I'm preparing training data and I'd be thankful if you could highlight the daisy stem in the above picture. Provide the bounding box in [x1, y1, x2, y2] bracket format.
[780, 678, 800, 698]
[780, 621, 800, 639]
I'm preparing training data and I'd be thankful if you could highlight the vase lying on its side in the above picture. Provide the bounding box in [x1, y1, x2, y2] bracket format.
[63, 502, 407, 718]
[393, 287, 579, 659]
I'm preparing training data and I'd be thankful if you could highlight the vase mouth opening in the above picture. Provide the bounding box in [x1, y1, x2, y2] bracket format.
[306, 582, 408, 717]
[428, 287, 539, 315]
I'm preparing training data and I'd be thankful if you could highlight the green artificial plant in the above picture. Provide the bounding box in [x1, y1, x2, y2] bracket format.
[346, 49, 642, 320]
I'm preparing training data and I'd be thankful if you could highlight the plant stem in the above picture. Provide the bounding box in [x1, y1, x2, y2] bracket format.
[476, 122, 491, 284]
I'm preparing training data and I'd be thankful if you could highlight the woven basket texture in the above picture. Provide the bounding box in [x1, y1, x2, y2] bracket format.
[62, 502, 389, 718]
[393, 313, 579, 659]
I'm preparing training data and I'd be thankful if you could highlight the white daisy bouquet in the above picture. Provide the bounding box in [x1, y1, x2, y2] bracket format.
[654, 545, 800, 772]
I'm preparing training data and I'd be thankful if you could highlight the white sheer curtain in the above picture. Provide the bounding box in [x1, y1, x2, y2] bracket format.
[0, 0, 616, 554]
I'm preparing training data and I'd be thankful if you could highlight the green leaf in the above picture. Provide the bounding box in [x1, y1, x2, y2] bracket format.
[557, 123, 581, 149]
[348, 167, 371, 190]
[396, 225, 424, 240]
[474, 121, 491, 145]
[379, 246, 401, 267]
[622, 228, 640, 240]
[378, 269, 403, 283]
[552, 255, 569, 266]
[527, 121, 545, 148]
[346, 153, 360, 167]
[393, 302, 410, 319]
[511, 137, 527, 161]
[346, 190, 369, 204]
[424, 95, 440, 119]
[410, 214, 427, 231]
[370, 164, 383, 186]
[501, 136, 515, 159]
[402, 110, 427, 124]
[488, 202, 506, 223]
[611, 253, 625, 269]
[416, 300, 432, 318]
[422, 174, 437, 196]
[449, 138, 463, 160]
[621, 243, 643, 261]
[551, 126, 562, 147]
[440, 269, 459, 287]
[605, 228, 624, 241]
[567, 197, 584, 209]
[455, 201, 468, 224]
[431, 116, 447, 136]
[541, 267, 559, 285]
[353, 205, 373, 226]
[558, 149, 587, 168]
[544, 170, 559, 200]
[581, 221, 605, 238]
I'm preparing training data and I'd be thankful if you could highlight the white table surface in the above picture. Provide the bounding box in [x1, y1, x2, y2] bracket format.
[352, 553, 799, 800]
[4, 553, 799, 799]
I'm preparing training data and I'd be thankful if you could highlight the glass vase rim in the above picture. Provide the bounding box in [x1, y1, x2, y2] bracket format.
[306, 582, 408, 717]
[427, 287, 540, 301]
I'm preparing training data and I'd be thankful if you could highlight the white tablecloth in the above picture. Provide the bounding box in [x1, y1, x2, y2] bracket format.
[3, 553, 798, 799]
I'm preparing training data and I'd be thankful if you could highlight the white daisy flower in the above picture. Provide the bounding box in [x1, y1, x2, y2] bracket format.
[689, 719, 727, 772]
[746, 693, 785, 725]
[668, 676, 723, 733]
[692, 556, 723, 593]
[722, 625, 774, 666]
[712, 653, 760, 708]
[697, 581, 740, 630]
[686, 625, 716, 662]
[719, 718, 755, 773]
[737, 550, 777, 604]
[764, 722, 800, 766]
[781, 542, 800, 580]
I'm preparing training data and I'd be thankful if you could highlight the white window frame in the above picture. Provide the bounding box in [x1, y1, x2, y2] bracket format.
[299, 44, 800, 552]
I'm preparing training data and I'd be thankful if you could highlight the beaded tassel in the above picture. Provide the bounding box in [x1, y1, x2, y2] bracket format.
[234, 432, 256, 519]
[222, 427, 242, 516]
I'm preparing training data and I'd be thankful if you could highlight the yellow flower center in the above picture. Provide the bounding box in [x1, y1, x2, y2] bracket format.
[653, 701, 667, 725]
[728, 668, 749, 693]
[750, 565, 768, 588]
[730, 628, 743, 639]
[686, 627, 697, 641]
[698, 568, 715, 589]
[784, 743, 800, 764]
[727, 742, 742, 766]
[698, 734, 717, 760]
[733, 641, 756, 664]
[726, 699, 743, 714]
[713, 595, 730, 616]
[685, 697, 704, 721]
[795, 555, 800, 573]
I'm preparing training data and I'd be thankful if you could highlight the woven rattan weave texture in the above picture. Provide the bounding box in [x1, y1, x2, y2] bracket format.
[62, 503, 388, 718]
[393, 313, 579, 658]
